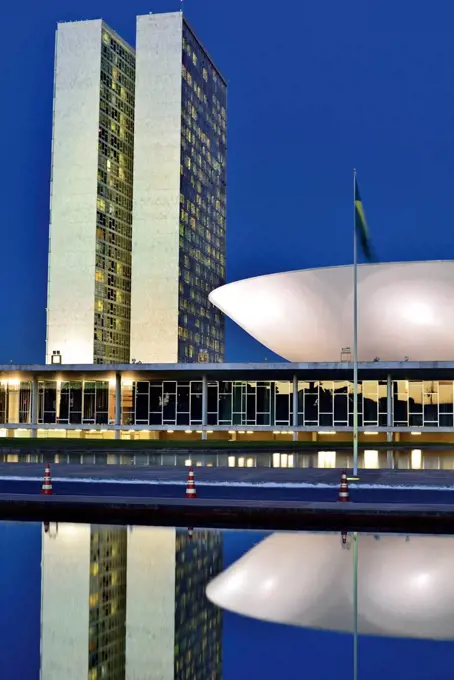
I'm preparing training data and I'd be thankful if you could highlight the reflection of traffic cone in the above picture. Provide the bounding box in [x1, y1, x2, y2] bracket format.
[185, 467, 197, 499]
[41, 464, 53, 495]
[44, 522, 49, 533]
[338, 471, 349, 502]
[188, 527, 194, 540]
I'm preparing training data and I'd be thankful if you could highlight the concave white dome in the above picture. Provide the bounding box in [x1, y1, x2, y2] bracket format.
[209, 261, 454, 362]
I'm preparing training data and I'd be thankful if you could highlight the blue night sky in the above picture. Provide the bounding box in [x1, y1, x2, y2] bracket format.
[3, 0, 454, 363]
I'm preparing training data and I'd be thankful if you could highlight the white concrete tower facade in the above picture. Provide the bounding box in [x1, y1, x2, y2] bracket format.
[46, 21, 135, 365]
[131, 13, 227, 363]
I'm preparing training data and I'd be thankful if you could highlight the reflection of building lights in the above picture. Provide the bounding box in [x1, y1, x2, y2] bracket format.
[8, 379, 20, 387]
[185, 459, 192, 466]
[364, 431, 379, 435]
[167, 430, 174, 434]
[411, 449, 422, 469]
[364, 450, 379, 468]
[319, 431, 336, 435]
[185, 430, 192, 434]
[411, 431, 422, 435]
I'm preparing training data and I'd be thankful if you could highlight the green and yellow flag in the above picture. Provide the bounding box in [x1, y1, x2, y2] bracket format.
[354, 177, 374, 261]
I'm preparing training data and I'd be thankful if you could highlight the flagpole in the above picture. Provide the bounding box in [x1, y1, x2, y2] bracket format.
[353, 169, 359, 476]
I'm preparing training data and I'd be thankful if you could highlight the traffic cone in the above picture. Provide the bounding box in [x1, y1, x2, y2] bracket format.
[185, 466, 197, 499]
[338, 471, 349, 502]
[41, 464, 53, 495]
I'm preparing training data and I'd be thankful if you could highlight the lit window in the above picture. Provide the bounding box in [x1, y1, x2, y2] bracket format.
[89, 592, 99, 608]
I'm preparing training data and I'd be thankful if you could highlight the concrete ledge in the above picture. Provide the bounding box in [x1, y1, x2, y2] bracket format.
[2, 494, 454, 533]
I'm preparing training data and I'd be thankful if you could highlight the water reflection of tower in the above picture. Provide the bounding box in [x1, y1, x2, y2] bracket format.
[126, 527, 223, 680]
[40, 524, 128, 680]
[89, 527, 127, 680]
[41, 525, 222, 679]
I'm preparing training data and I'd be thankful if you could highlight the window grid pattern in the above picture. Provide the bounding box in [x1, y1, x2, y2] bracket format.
[393, 380, 453, 427]
[38, 381, 110, 424]
[129, 379, 388, 427]
[174, 529, 223, 679]
[178, 23, 227, 363]
[2, 379, 454, 428]
[0, 382, 32, 424]
[94, 28, 136, 364]
[88, 527, 127, 680]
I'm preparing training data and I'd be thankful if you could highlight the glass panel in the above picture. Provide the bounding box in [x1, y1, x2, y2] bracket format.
[409, 382, 423, 414]
[439, 381, 453, 413]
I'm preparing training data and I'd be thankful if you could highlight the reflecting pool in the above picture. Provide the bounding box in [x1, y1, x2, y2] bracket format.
[1, 523, 453, 679]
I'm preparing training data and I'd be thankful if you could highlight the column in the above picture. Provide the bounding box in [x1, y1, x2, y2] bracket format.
[292, 375, 298, 442]
[31, 377, 38, 437]
[202, 374, 207, 440]
[115, 373, 121, 441]
[7, 385, 19, 424]
[387, 374, 393, 469]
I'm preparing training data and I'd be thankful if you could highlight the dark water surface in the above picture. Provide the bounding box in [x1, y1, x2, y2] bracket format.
[1, 523, 453, 679]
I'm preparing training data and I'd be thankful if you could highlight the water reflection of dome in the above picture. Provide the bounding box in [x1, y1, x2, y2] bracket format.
[208, 261, 454, 362]
[206, 533, 454, 639]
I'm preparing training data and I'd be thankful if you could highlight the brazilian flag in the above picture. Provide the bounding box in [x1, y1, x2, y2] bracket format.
[354, 177, 374, 261]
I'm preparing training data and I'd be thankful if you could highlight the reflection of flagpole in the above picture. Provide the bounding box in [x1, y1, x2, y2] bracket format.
[353, 169, 359, 476]
[353, 531, 358, 680]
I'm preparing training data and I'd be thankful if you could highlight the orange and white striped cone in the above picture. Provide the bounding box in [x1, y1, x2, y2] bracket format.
[338, 471, 350, 502]
[185, 467, 197, 499]
[41, 464, 53, 496]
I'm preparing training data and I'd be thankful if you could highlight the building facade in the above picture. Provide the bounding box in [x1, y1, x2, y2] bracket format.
[131, 13, 226, 364]
[2, 362, 454, 433]
[47, 20, 135, 366]
[46, 13, 226, 367]
[4, 363, 454, 469]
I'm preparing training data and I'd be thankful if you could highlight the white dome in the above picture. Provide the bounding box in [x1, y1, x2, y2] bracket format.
[206, 532, 454, 639]
[209, 261, 454, 362]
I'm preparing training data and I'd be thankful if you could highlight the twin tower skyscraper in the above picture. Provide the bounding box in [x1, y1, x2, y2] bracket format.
[46, 12, 227, 365]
